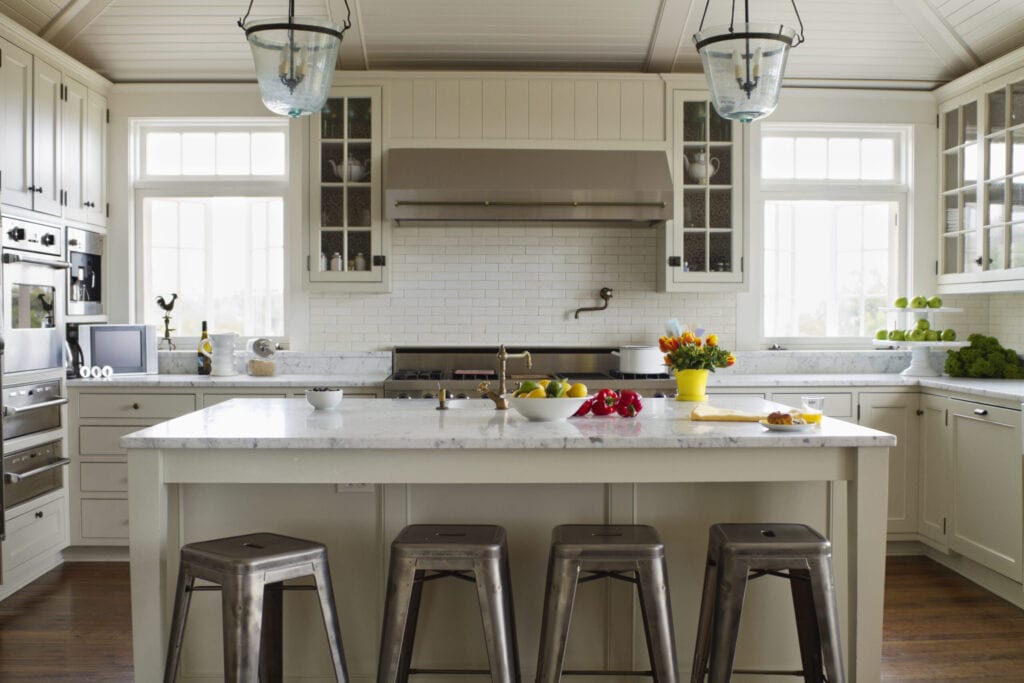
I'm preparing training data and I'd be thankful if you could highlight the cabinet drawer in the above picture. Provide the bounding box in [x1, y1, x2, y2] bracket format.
[79, 425, 141, 456]
[3, 497, 67, 573]
[80, 462, 128, 492]
[79, 392, 195, 419]
[770, 392, 853, 418]
[80, 498, 129, 539]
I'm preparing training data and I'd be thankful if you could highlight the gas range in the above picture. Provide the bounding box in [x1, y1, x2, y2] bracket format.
[384, 347, 676, 399]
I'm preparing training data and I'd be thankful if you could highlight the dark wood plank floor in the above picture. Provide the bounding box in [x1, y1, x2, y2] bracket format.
[1, 556, 1023, 680]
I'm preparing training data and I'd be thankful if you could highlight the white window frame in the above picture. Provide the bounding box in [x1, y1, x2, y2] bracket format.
[131, 118, 293, 345]
[739, 122, 912, 350]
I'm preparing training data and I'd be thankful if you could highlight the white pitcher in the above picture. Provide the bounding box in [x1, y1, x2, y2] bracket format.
[200, 332, 238, 377]
[684, 151, 720, 183]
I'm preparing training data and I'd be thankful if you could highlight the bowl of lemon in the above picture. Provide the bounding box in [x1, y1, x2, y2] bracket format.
[508, 379, 589, 422]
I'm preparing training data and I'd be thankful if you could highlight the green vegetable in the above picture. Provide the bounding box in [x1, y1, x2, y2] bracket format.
[945, 334, 1024, 379]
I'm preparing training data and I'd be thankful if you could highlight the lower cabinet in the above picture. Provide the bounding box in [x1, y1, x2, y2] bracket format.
[858, 392, 920, 534]
[3, 494, 68, 577]
[917, 394, 950, 548]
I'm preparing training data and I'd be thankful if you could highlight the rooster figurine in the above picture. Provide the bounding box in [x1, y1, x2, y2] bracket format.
[156, 293, 178, 349]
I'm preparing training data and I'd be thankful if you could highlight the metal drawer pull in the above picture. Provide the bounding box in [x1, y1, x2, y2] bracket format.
[4, 458, 71, 483]
[974, 409, 988, 416]
[1, 253, 71, 269]
[2, 397, 69, 416]
[132, 403, 140, 410]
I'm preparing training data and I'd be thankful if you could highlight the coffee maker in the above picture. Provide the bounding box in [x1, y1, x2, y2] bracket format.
[65, 322, 85, 379]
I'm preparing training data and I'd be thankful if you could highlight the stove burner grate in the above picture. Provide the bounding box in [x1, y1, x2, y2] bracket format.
[392, 369, 444, 381]
[453, 369, 497, 381]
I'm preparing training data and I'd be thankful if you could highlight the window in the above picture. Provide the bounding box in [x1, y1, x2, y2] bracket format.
[756, 125, 908, 347]
[134, 120, 288, 338]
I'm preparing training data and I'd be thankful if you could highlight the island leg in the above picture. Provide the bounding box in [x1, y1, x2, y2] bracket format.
[847, 447, 889, 683]
[129, 448, 170, 682]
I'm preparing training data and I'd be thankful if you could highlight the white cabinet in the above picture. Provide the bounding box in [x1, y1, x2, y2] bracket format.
[30, 56, 61, 216]
[3, 495, 67, 576]
[83, 88, 107, 226]
[659, 90, 744, 291]
[949, 398, 1023, 581]
[917, 393, 950, 548]
[61, 76, 86, 222]
[858, 392, 920, 534]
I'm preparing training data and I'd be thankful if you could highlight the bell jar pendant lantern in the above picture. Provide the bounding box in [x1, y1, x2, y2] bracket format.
[238, 0, 351, 118]
[693, 0, 805, 123]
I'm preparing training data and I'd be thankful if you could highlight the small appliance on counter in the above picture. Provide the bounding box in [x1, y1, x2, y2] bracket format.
[76, 323, 158, 375]
[65, 323, 85, 379]
[247, 338, 276, 376]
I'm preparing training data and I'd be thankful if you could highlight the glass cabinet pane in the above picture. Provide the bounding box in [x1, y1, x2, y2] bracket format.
[347, 142, 371, 181]
[943, 150, 958, 192]
[1013, 130, 1024, 174]
[708, 232, 732, 271]
[321, 100, 345, 139]
[321, 142, 345, 182]
[321, 187, 345, 227]
[987, 180, 1006, 225]
[987, 226, 1005, 270]
[944, 110, 958, 150]
[944, 193, 958, 232]
[683, 101, 707, 142]
[989, 88, 1007, 134]
[963, 101, 978, 140]
[346, 232, 371, 270]
[964, 142, 978, 182]
[965, 230, 981, 272]
[987, 134, 1006, 180]
[347, 187, 371, 226]
[943, 235, 959, 274]
[1012, 80, 1024, 126]
[1011, 176, 1024, 222]
[683, 232, 706, 271]
[347, 98, 372, 139]
[683, 190, 705, 227]
[709, 190, 731, 228]
[709, 108, 731, 142]
[1012, 223, 1024, 268]
[320, 231, 344, 272]
[708, 147, 731, 186]
[963, 187, 978, 229]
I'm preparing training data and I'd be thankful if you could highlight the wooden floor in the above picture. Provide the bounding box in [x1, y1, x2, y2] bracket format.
[1, 556, 1022, 680]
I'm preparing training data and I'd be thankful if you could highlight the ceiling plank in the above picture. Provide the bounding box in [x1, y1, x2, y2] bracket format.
[895, 0, 981, 76]
[327, 0, 367, 69]
[42, 0, 116, 49]
[644, 0, 696, 72]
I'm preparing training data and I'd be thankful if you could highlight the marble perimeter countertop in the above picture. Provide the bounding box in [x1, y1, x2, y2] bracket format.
[121, 396, 896, 451]
[67, 372, 389, 388]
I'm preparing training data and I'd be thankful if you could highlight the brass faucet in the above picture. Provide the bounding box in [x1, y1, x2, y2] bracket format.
[479, 345, 532, 409]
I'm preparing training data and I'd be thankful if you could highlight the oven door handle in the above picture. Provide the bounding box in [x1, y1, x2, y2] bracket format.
[2, 397, 69, 417]
[1, 253, 72, 269]
[4, 458, 71, 483]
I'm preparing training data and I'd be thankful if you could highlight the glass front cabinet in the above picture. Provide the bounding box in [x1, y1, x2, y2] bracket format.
[660, 91, 744, 291]
[938, 67, 1024, 290]
[308, 85, 386, 287]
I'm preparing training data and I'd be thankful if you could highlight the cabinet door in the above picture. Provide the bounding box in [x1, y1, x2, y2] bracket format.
[309, 86, 385, 287]
[0, 37, 33, 211]
[84, 89, 107, 226]
[662, 90, 743, 290]
[31, 57, 62, 216]
[917, 394, 950, 548]
[949, 400, 1022, 581]
[61, 76, 87, 223]
[858, 392, 920, 534]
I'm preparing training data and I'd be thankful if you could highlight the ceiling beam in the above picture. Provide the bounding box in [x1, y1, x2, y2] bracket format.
[40, 0, 116, 50]
[895, 0, 981, 78]
[327, 0, 367, 70]
[645, 0, 699, 73]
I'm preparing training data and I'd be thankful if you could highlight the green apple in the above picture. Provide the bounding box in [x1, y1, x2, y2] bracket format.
[875, 329, 888, 340]
[941, 328, 956, 342]
[927, 296, 943, 308]
[915, 318, 930, 331]
[894, 296, 908, 308]
[889, 330, 905, 341]
[909, 329, 927, 342]
[926, 330, 941, 342]
[910, 296, 928, 308]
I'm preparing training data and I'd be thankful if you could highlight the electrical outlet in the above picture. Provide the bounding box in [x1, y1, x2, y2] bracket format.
[335, 483, 374, 493]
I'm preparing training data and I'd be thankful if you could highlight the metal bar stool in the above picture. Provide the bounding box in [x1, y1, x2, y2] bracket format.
[536, 524, 679, 682]
[690, 523, 844, 683]
[163, 532, 349, 683]
[378, 524, 521, 683]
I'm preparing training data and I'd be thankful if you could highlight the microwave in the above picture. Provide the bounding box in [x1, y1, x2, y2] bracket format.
[77, 324, 159, 375]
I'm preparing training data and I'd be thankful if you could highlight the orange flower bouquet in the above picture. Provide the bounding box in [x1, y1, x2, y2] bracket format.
[658, 331, 735, 372]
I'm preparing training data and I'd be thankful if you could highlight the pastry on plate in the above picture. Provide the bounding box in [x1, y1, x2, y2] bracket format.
[767, 411, 805, 425]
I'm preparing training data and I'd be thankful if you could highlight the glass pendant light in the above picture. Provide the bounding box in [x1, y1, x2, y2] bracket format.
[239, 0, 351, 118]
[693, 0, 805, 123]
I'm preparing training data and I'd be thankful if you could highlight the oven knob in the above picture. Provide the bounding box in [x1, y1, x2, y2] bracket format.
[7, 226, 25, 241]
[41, 233, 56, 247]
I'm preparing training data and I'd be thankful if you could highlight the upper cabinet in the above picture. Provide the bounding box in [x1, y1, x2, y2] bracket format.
[307, 85, 386, 290]
[0, 35, 108, 227]
[660, 90, 744, 291]
[938, 64, 1024, 292]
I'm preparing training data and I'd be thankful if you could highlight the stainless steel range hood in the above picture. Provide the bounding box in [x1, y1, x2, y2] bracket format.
[385, 148, 673, 224]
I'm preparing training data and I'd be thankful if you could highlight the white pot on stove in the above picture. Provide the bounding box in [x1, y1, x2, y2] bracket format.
[611, 346, 666, 375]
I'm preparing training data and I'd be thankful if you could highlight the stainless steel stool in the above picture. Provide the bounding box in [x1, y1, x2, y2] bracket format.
[536, 524, 679, 682]
[377, 524, 521, 683]
[163, 532, 349, 683]
[691, 523, 844, 683]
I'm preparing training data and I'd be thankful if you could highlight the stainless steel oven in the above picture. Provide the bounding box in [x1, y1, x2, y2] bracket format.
[67, 226, 103, 317]
[3, 379, 66, 441]
[1, 216, 68, 374]
[3, 439, 68, 509]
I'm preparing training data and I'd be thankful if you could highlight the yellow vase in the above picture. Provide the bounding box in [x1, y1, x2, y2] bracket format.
[675, 369, 709, 402]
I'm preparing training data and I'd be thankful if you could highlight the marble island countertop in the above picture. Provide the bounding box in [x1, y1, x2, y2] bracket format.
[121, 396, 896, 451]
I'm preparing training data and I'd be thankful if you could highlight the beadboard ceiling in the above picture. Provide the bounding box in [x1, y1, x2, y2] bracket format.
[4, 0, 1024, 88]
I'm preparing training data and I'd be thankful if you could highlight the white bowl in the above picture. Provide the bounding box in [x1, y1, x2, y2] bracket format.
[306, 388, 343, 410]
[508, 396, 589, 422]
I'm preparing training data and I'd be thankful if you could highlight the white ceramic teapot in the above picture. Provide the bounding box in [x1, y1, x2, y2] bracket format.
[684, 151, 720, 183]
[200, 332, 238, 377]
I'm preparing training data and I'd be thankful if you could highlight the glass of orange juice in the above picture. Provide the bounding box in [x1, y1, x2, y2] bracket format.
[801, 395, 824, 424]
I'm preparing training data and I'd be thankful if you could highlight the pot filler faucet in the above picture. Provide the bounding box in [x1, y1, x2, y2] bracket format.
[479, 345, 532, 409]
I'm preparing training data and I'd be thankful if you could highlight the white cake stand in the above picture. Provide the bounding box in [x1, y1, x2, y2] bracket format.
[875, 306, 967, 377]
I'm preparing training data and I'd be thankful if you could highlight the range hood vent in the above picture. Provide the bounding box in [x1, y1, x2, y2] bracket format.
[385, 148, 673, 224]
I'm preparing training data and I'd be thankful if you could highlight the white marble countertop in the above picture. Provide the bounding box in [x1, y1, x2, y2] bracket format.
[68, 372, 388, 388]
[121, 396, 895, 451]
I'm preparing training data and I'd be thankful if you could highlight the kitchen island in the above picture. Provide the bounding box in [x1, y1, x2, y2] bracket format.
[124, 397, 893, 682]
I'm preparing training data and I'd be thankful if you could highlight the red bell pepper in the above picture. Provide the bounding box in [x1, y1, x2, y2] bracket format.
[591, 389, 619, 416]
[573, 398, 595, 417]
[615, 390, 643, 417]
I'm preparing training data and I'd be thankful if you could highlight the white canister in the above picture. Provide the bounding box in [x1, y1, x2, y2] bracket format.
[330, 252, 343, 271]
[354, 252, 366, 271]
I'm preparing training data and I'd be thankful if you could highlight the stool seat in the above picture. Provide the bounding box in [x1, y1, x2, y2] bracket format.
[181, 532, 330, 575]
[710, 523, 830, 558]
[537, 524, 679, 683]
[391, 524, 506, 559]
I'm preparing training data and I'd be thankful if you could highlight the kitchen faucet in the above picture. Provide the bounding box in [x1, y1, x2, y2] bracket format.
[478, 345, 532, 409]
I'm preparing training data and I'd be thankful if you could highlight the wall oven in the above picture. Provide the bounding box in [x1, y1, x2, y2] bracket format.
[1, 379, 68, 521]
[67, 226, 103, 317]
[1, 216, 68, 375]
[3, 440, 67, 510]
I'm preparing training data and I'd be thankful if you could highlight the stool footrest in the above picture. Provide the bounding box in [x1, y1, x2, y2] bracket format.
[732, 668, 817, 677]
[186, 584, 317, 592]
[561, 669, 654, 677]
[408, 668, 495, 675]
[416, 570, 476, 584]
[578, 570, 638, 585]
[748, 568, 808, 582]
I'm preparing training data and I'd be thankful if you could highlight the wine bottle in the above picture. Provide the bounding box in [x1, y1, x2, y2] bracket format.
[197, 320, 212, 375]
